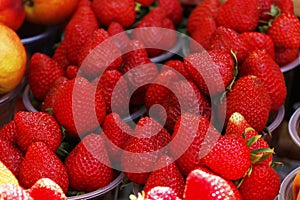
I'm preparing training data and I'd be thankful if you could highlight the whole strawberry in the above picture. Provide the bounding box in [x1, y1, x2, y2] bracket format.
[65, 133, 113, 192]
[0, 120, 17, 145]
[238, 164, 280, 200]
[19, 142, 69, 193]
[92, 0, 136, 28]
[14, 111, 62, 152]
[0, 184, 33, 200]
[158, 0, 183, 25]
[28, 53, 64, 101]
[216, 0, 259, 33]
[225, 112, 251, 137]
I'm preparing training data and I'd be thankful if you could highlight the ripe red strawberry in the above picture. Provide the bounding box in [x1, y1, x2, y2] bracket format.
[225, 112, 251, 137]
[65, 65, 78, 80]
[19, 142, 69, 193]
[184, 49, 235, 96]
[77, 28, 122, 79]
[64, 2, 99, 65]
[240, 49, 287, 111]
[190, 17, 217, 51]
[216, 0, 259, 33]
[65, 133, 113, 192]
[14, 111, 62, 152]
[28, 53, 64, 101]
[102, 113, 133, 165]
[0, 161, 19, 186]
[275, 47, 300, 66]
[274, 0, 294, 14]
[107, 21, 131, 53]
[267, 13, 300, 48]
[161, 60, 190, 80]
[0, 120, 17, 145]
[29, 178, 67, 200]
[183, 168, 242, 200]
[187, 0, 220, 34]
[132, 7, 177, 57]
[145, 186, 181, 200]
[218, 75, 272, 133]
[209, 26, 248, 63]
[135, 0, 155, 7]
[0, 139, 24, 178]
[158, 0, 183, 25]
[122, 117, 171, 184]
[238, 164, 280, 200]
[53, 77, 106, 137]
[144, 155, 185, 198]
[52, 40, 70, 70]
[96, 69, 129, 116]
[258, 0, 273, 22]
[170, 114, 221, 176]
[92, 0, 136, 28]
[240, 31, 275, 59]
[203, 135, 251, 180]
[0, 184, 33, 200]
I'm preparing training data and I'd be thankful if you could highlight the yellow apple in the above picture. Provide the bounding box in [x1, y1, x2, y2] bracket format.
[23, 0, 80, 25]
[0, 0, 25, 30]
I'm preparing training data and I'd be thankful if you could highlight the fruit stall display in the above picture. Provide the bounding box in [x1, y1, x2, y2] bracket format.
[0, 0, 300, 199]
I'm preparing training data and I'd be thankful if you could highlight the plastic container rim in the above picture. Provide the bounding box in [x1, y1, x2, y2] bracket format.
[289, 107, 300, 148]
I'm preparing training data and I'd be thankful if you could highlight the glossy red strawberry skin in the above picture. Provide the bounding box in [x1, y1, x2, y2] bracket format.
[91, 0, 136, 28]
[107, 21, 130, 53]
[65, 133, 113, 192]
[146, 186, 181, 200]
[0, 120, 17, 145]
[274, 0, 294, 14]
[0, 184, 33, 200]
[65, 65, 78, 80]
[19, 142, 69, 193]
[161, 60, 190, 80]
[158, 0, 183, 25]
[258, 0, 273, 22]
[28, 53, 64, 101]
[275, 47, 299, 66]
[52, 40, 70, 70]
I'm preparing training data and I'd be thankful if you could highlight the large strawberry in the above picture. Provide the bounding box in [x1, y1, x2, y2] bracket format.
[19, 142, 69, 193]
[65, 133, 113, 192]
[0, 184, 33, 200]
[0, 161, 19, 186]
[91, 0, 136, 28]
[121, 117, 171, 184]
[183, 168, 242, 200]
[238, 164, 280, 200]
[28, 53, 64, 101]
[216, 0, 259, 33]
[14, 111, 62, 152]
[158, 0, 183, 25]
[169, 114, 221, 176]
[0, 120, 17, 145]
[240, 49, 287, 111]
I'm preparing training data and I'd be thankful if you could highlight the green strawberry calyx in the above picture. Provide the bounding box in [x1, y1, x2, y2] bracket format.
[258, 5, 281, 34]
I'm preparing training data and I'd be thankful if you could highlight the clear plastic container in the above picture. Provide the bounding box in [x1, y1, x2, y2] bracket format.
[268, 105, 285, 133]
[289, 107, 300, 148]
[67, 173, 124, 200]
[277, 166, 300, 200]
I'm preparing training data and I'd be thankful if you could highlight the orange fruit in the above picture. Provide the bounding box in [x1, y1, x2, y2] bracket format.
[0, 23, 26, 95]
[293, 169, 300, 200]
[0, 161, 19, 186]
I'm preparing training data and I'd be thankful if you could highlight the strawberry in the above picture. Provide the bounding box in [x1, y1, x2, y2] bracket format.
[29, 178, 67, 200]
[161, 60, 190, 80]
[225, 112, 251, 137]
[238, 164, 280, 200]
[107, 21, 131, 53]
[19, 142, 69, 193]
[274, 0, 294, 14]
[187, 0, 220, 34]
[169, 114, 221, 176]
[145, 186, 181, 200]
[0, 161, 19, 186]
[96, 69, 129, 116]
[0, 120, 17, 145]
[52, 40, 70, 70]
[184, 49, 235, 97]
[14, 111, 62, 152]
[102, 113, 133, 165]
[240, 49, 287, 111]
[65, 65, 78, 80]
[275, 47, 300, 66]
[65, 133, 113, 192]
[91, 0, 136, 28]
[267, 13, 300, 48]
[158, 0, 183, 25]
[144, 155, 185, 198]
[77, 28, 122, 79]
[258, 0, 273, 22]
[218, 75, 272, 133]
[183, 168, 242, 200]
[0, 184, 33, 200]
[122, 117, 171, 184]
[135, 0, 155, 7]
[53, 77, 106, 137]
[0, 139, 23, 178]
[64, 2, 99, 65]
[132, 7, 177, 57]
[216, 0, 259, 33]
[28, 53, 64, 101]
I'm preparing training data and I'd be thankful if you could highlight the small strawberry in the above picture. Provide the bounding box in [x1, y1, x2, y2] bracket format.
[107, 21, 131, 53]
[52, 40, 70, 70]
[274, 0, 294, 14]
[225, 112, 251, 137]
[216, 0, 259, 33]
[0, 120, 17, 145]
[158, 0, 183, 25]
[0, 161, 19, 186]
[65, 133, 113, 192]
[14, 111, 62, 152]
[0, 184, 33, 200]
[0, 139, 24, 178]
[135, 0, 155, 7]
[28, 53, 64, 101]
[92, 0, 136, 28]
[145, 186, 181, 200]
[161, 60, 190, 80]
[183, 168, 242, 200]
[29, 178, 67, 200]
[19, 142, 69, 193]
[238, 164, 280, 200]
[275, 47, 300, 66]
[267, 13, 300, 48]
[65, 65, 78, 80]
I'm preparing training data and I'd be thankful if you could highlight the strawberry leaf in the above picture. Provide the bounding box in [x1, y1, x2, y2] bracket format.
[246, 135, 262, 147]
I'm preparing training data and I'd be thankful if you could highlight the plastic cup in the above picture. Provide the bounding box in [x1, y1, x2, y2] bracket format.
[268, 105, 286, 133]
[288, 107, 300, 148]
[277, 166, 300, 200]
[67, 173, 124, 200]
